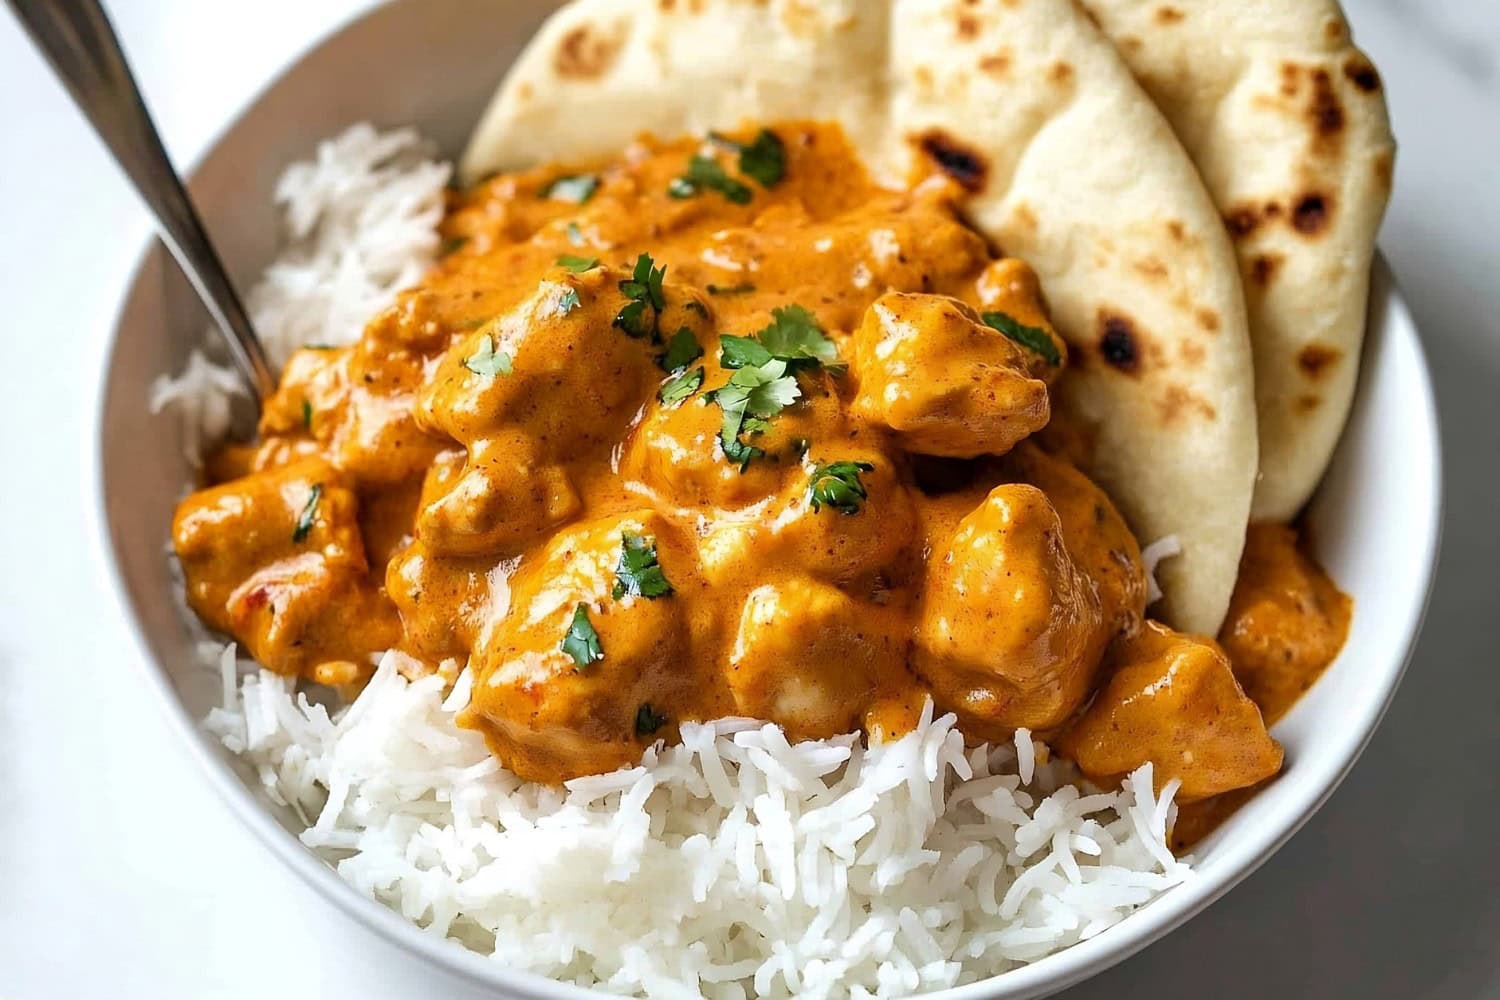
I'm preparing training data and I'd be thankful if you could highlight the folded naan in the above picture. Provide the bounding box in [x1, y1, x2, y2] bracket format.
[1082, 0, 1394, 520]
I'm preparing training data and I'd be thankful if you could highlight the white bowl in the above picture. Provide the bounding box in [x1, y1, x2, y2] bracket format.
[91, 1, 1443, 996]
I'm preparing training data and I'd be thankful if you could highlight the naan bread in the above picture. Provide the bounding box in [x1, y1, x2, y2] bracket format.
[461, 0, 1258, 635]
[1081, 0, 1395, 520]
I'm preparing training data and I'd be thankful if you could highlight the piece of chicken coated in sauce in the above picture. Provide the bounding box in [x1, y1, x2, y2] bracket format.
[914, 483, 1110, 735]
[171, 457, 399, 682]
[460, 510, 718, 783]
[725, 578, 906, 741]
[1056, 621, 1282, 802]
[1003, 442, 1147, 634]
[696, 447, 919, 594]
[850, 292, 1059, 458]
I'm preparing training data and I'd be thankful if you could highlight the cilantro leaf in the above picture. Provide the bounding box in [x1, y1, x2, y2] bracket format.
[611, 531, 674, 600]
[718, 334, 774, 370]
[721, 434, 764, 470]
[709, 129, 787, 189]
[464, 334, 513, 377]
[657, 328, 703, 373]
[658, 366, 705, 406]
[635, 703, 669, 737]
[557, 254, 599, 272]
[981, 311, 1061, 366]
[541, 174, 599, 204]
[711, 359, 800, 471]
[560, 603, 604, 670]
[301, 399, 313, 431]
[292, 483, 322, 543]
[730, 129, 788, 188]
[557, 287, 582, 316]
[615, 253, 667, 340]
[754, 305, 841, 371]
[808, 461, 875, 515]
[672, 155, 753, 204]
[614, 299, 653, 339]
[440, 236, 468, 256]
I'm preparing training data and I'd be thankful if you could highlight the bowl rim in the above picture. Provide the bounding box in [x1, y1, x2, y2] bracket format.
[87, 8, 1445, 997]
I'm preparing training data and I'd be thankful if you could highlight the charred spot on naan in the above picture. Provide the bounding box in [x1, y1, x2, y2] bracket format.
[1297, 344, 1342, 381]
[1292, 192, 1332, 235]
[1225, 193, 1331, 239]
[914, 130, 988, 193]
[1153, 5, 1185, 26]
[553, 20, 627, 79]
[1097, 312, 1142, 374]
[979, 49, 1013, 77]
[1343, 55, 1383, 94]
[1156, 383, 1217, 426]
[1249, 253, 1284, 288]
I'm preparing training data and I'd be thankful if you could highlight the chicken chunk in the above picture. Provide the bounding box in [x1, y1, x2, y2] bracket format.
[171, 458, 399, 680]
[913, 483, 1111, 734]
[412, 265, 677, 555]
[695, 445, 919, 594]
[460, 510, 720, 782]
[1004, 442, 1147, 633]
[724, 578, 905, 741]
[1056, 622, 1283, 802]
[850, 292, 1059, 458]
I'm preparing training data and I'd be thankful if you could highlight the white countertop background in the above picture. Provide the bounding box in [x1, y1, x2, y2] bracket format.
[1, 1, 1496, 997]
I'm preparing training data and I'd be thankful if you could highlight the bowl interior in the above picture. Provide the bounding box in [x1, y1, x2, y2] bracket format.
[94, 2, 1442, 997]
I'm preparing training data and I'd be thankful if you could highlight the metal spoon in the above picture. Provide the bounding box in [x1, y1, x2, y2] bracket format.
[7, 0, 277, 406]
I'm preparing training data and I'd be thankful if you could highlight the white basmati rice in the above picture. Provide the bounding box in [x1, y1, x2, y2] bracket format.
[207, 648, 1190, 999]
[1141, 535, 1184, 607]
[151, 123, 450, 463]
[173, 124, 1193, 997]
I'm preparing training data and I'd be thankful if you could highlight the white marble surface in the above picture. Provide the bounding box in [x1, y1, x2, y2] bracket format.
[1, 1, 1497, 997]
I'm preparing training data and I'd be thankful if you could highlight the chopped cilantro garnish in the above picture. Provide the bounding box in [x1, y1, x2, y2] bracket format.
[615, 299, 653, 339]
[560, 603, 603, 670]
[718, 334, 774, 370]
[542, 174, 598, 204]
[557, 287, 582, 316]
[710, 129, 787, 189]
[620, 253, 666, 309]
[808, 461, 875, 515]
[754, 305, 841, 372]
[635, 703, 668, 737]
[671, 155, 753, 204]
[292, 483, 322, 543]
[611, 531, 674, 600]
[557, 254, 599, 272]
[301, 399, 313, 431]
[566, 221, 585, 246]
[657, 328, 703, 373]
[658, 366, 704, 406]
[719, 306, 841, 373]
[614, 253, 667, 340]
[709, 359, 801, 471]
[707, 282, 755, 296]
[980, 311, 1061, 366]
[464, 334, 513, 377]
[440, 236, 468, 256]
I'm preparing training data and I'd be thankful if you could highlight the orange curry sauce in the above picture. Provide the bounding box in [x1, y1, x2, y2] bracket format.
[172, 122, 1348, 830]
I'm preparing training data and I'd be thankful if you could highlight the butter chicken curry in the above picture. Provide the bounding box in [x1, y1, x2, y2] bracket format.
[172, 123, 1349, 825]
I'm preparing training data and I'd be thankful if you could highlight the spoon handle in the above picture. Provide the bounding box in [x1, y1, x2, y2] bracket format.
[7, 0, 277, 403]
